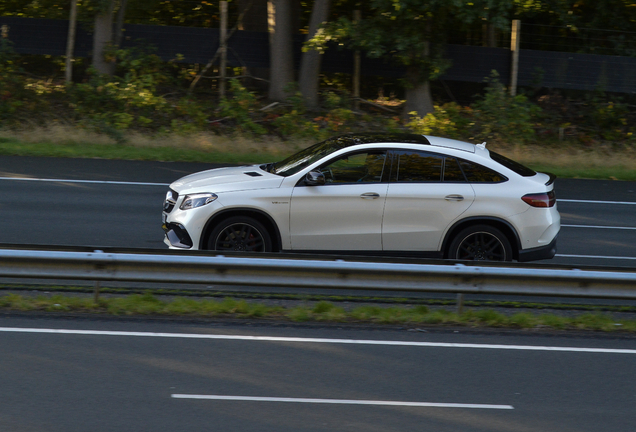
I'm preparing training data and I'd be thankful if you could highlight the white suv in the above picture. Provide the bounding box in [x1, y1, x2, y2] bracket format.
[162, 134, 559, 261]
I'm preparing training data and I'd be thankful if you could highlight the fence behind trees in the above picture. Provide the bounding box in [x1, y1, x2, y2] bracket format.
[1, 16, 636, 94]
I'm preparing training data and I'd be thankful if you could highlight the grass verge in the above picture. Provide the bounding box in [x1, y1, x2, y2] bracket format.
[2, 293, 635, 332]
[2, 128, 636, 180]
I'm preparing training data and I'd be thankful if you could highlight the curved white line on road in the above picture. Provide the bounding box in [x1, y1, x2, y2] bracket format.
[170, 394, 514, 409]
[556, 254, 636, 260]
[562, 224, 636, 230]
[560, 199, 636, 205]
[0, 177, 169, 186]
[0, 327, 634, 354]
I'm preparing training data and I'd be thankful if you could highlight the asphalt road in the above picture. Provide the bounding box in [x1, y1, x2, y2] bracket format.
[0, 155, 635, 268]
[1, 156, 635, 432]
[1, 316, 635, 432]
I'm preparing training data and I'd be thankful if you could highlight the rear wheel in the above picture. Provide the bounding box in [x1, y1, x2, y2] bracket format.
[448, 225, 512, 262]
[207, 216, 272, 252]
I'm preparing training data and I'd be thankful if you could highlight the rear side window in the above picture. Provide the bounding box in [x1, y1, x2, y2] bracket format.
[394, 151, 442, 182]
[459, 160, 507, 183]
[443, 157, 466, 182]
[489, 151, 536, 177]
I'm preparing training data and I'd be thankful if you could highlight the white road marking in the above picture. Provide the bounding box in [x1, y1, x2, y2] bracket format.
[0, 177, 168, 187]
[560, 199, 636, 205]
[562, 224, 636, 230]
[0, 177, 634, 206]
[0, 327, 635, 354]
[170, 394, 514, 409]
[556, 254, 636, 261]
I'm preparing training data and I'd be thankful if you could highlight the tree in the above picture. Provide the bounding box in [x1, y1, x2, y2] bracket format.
[309, 0, 513, 117]
[92, 0, 128, 75]
[299, 0, 331, 109]
[268, 0, 295, 101]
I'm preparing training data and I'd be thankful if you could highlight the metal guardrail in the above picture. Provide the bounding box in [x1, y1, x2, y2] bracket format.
[1, 249, 636, 300]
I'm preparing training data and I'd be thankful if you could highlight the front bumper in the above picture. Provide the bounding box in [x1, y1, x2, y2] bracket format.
[517, 235, 558, 262]
[162, 221, 193, 249]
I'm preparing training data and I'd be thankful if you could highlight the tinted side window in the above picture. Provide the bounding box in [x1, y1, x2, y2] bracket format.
[443, 157, 466, 182]
[459, 160, 507, 183]
[395, 151, 442, 182]
[489, 151, 536, 177]
[319, 151, 387, 184]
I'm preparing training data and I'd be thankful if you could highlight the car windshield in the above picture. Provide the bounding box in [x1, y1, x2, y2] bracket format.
[266, 134, 432, 177]
[269, 137, 353, 177]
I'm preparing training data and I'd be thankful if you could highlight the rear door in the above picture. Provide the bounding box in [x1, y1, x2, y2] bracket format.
[382, 150, 475, 252]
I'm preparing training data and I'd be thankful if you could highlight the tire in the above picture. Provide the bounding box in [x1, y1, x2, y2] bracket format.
[207, 216, 272, 252]
[448, 225, 513, 262]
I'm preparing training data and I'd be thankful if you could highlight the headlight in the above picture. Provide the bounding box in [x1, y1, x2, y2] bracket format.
[179, 193, 218, 210]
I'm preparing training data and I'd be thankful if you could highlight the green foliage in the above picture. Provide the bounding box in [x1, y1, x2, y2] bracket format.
[591, 101, 629, 141]
[69, 46, 172, 135]
[271, 85, 321, 139]
[406, 102, 469, 138]
[0, 37, 30, 121]
[218, 79, 267, 136]
[472, 71, 542, 143]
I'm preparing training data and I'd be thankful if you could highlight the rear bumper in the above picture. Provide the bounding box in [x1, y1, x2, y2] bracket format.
[517, 235, 557, 262]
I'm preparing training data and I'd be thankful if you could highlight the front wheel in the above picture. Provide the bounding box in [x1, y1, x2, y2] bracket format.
[207, 216, 272, 252]
[448, 225, 513, 262]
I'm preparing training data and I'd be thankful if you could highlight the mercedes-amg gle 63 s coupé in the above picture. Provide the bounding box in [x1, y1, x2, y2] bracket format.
[162, 134, 559, 262]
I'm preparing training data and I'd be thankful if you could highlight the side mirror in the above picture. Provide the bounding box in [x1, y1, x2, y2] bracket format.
[305, 170, 326, 186]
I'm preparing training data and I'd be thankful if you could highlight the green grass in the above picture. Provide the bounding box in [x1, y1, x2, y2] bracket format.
[2, 293, 635, 332]
[0, 138, 274, 164]
[3, 134, 636, 180]
[527, 164, 636, 181]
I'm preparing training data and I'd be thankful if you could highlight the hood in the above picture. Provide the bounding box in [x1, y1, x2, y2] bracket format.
[170, 165, 284, 193]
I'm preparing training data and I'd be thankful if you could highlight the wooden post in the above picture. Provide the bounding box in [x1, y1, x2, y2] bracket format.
[65, 0, 78, 84]
[352, 10, 361, 110]
[510, 19, 520, 96]
[219, 1, 228, 98]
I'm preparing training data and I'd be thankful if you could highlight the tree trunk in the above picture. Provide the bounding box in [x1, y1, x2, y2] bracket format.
[92, 0, 128, 76]
[238, 0, 270, 90]
[268, 0, 294, 101]
[298, 0, 330, 109]
[92, 0, 116, 75]
[403, 66, 434, 118]
[113, 0, 128, 48]
[65, 0, 78, 84]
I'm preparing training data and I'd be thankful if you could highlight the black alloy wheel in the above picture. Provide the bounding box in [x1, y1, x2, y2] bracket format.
[208, 216, 272, 252]
[448, 225, 512, 262]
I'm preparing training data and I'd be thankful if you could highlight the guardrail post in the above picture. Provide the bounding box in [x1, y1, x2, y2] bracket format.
[93, 250, 104, 302]
[456, 293, 465, 314]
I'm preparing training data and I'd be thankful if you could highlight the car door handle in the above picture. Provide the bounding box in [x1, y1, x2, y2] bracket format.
[360, 192, 380, 199]
[445, 194, 464, 202]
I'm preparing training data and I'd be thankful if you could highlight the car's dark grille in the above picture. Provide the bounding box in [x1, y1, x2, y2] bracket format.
[163, 189, 179, 213]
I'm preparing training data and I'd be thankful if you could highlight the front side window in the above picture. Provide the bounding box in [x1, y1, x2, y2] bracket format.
[318, 151, 387, 184]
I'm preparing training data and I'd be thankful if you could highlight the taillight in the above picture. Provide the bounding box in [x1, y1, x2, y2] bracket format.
[522, 191, 556, 208]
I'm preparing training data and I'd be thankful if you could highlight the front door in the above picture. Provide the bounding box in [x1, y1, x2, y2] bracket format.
[289, 151, 388, 251]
